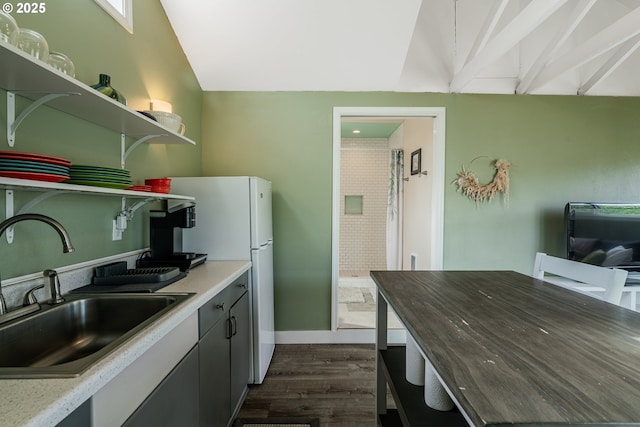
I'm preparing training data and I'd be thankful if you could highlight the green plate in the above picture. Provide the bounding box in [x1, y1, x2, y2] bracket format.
[69, 173, 131, 184]
[65, 180, 131, 189]
[70, 165, 130, 175]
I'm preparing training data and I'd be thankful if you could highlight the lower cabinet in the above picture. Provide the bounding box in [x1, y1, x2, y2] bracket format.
[90, 313, 198, 427]
[199, 307, 231, 426]
[229, 291, 251, 415]
[199, 272, 251, 427]
[56, 399, 91, 427]
[122, 345, 200, 426]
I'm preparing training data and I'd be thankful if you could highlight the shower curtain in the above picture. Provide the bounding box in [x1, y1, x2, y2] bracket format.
[386, 149, 404, 270]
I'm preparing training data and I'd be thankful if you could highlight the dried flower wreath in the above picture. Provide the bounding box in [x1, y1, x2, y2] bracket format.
[453, 157, 511, 204]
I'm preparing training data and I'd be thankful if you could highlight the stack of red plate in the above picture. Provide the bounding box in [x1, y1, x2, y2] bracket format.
[0, 151, 71, 182]
[125, 184, 152, 192]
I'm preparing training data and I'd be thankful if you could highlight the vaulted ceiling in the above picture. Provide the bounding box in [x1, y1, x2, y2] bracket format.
[161, 0, 640, 96]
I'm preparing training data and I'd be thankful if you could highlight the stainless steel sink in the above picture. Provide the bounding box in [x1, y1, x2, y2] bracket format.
[0, 293, 193, 378]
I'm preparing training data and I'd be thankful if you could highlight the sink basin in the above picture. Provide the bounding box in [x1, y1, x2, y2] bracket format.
[0, 293, 193, 378]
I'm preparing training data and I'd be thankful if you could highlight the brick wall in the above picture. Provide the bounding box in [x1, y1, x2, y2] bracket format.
[339, 138, 389, 273]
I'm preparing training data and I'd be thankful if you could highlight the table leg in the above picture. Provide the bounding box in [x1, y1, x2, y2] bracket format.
[424, 357, 455, 411]
[405, 334, 425, 385]
[376, 289, 388, 417]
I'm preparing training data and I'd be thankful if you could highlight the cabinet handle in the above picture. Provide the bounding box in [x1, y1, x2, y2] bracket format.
[238, 283, 247, 290]
[216, 302, 225, 311]
[226, 318, 233, 339]
[231, 316, 237, 336]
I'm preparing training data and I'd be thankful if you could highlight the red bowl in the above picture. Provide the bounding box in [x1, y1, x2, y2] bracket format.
[145, 178, 171, 193]
[145, 178, 171, 185]
[152, 186, 170, 194]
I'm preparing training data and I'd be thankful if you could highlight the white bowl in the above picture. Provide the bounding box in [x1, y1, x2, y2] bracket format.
[144, 111, 185, 135]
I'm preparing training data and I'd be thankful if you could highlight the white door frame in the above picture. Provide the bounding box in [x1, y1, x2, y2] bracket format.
[331, 106, 446, 334]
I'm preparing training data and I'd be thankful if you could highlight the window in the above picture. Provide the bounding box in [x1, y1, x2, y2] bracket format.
[95, 0, 133, 33]
[344, 195, 363, 215]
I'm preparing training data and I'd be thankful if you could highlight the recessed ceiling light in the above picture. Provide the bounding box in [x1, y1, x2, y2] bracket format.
[352, 129, 361, 134]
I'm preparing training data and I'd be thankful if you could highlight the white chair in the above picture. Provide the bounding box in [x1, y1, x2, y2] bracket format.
[533, 252, 628, 306]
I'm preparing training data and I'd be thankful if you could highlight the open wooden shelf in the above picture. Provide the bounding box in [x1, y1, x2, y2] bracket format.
[0, 42, 195, 146]
[0, 176, 194, 201]
[378, 346, 468, 427]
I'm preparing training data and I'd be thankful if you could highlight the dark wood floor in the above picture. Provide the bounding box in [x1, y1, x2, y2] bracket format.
[236, 344, 379, 426]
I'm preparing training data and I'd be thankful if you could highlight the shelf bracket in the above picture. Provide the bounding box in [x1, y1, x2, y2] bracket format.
[7, 91, 80, 147]
[17, 190, 71, 215]
[120, 133, 168, 169]
[115, 196, 158, 233]
[5, 189, 13, 243]
[121, 196, 157, 219]
[4, 189, 70, 243]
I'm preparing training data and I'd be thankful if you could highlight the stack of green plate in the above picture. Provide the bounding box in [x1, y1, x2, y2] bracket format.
[66, 165, 132, 189]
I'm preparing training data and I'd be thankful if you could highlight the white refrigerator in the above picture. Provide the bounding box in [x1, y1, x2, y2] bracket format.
[171, 176, 274, 384]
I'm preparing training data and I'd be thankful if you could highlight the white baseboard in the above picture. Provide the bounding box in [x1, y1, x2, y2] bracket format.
[275, 328, 406, 345]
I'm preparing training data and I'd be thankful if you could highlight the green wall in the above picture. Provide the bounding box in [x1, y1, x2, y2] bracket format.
[4, 2, 640, 333]
[202, 92, 640, 331]
[0, 1, 202, 277]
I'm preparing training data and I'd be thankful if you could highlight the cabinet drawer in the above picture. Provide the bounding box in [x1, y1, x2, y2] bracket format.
[227, 272, 249, 307]
[199, 272, 249, 338]
[199, 291, 227, 338]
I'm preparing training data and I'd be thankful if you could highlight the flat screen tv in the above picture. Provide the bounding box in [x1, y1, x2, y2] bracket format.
[565, 202, 640, 271]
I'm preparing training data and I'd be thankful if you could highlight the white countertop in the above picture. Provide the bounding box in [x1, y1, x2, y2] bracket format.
[0, 260, 251, 427]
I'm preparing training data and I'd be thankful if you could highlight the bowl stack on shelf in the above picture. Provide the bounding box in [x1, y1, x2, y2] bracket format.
[66, 165, 132, 189]
[0, 11, 19, 45]
[145, 178, 171, 193]
[0, 150, 70, 182]
[1, 10, 76, 78]
[125, 184, 152, 192]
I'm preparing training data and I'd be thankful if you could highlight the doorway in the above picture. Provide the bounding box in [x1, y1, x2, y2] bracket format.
[331, 107, 446, 338]
[338, 121, 401, 329]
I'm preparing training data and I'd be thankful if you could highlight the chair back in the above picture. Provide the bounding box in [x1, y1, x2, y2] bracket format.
[533, 252, 628, 305]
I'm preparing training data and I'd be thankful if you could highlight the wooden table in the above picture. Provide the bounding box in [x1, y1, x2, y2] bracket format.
[372, 270, 640, 427]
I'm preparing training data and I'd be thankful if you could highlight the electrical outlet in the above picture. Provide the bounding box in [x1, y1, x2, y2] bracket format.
[112, 220, 123, 241]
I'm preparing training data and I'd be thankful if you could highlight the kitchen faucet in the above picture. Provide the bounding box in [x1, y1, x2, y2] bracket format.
[43, 269, 65, 304]
[0, 214, 75, 317]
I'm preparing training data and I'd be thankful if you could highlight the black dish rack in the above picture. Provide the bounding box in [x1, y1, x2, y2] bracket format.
[92, 262, 182, 285]
[71, 261, 187, 294]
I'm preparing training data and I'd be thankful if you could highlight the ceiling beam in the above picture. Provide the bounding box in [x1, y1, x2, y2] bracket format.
[463, 0, 509, 66]
[578, 34, 640, 95]
[527, 5, 640, 93]
[516, 0, 596, 94]
[616, 0, 640, 10]
[449, 0, 568, 93]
